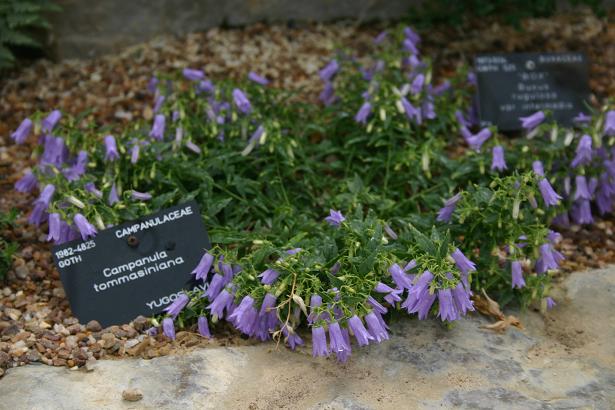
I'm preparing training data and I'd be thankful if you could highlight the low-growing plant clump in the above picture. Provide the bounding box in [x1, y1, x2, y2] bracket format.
[10, 26, 615, 362]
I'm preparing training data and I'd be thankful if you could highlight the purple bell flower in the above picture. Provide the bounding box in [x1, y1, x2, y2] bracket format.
[588, 177, 598, 197]
[183, 68, 205, 82]
[354, 102, 372, 124]
[308, 294, 324, 324]
[312, 326, 329, 357]
[11, 118, 33, 144]
[463, 127, 492, 151]
[401, 97, 422, 124]
[403, 26, 421, 44]
[191, 252, 214, 280]
[104, 135, 120, 161]
[147, 76, 158, 94]
[192, 252, 214, 281]
[491, 145, 507, 171]
[207, 289, 234, 319]
[364, 312, 389, 342]
[228, 295, 258, 335]
[131, 190, 152, 201]
[573, 112, 591, 123]
[319, 60, 339, 82]
[42, 110, 62, 133]
[47, 213, 62, 242]
[63, 151, 88, 181]
[538, 179, 563, 207]
[520, 111, 545, 130]
[402, 270, 434, 317]
[85, 182, 103, 199]
[388, 263, 412, 289]
[36, 184, 55, 207]
[15, 171, 37, 193]
[74, 213, 97, 240]
[348, 315, 373, 346]
[149, 114, 166, 140]
[248, 71, 269, 85]
[545, 297, 556, 310]
[456, 110, 470, 127]
[373, 30, 388, 44]
[511, 261, 525, 289]
[604, 110, 615, 136]
[286, 248, 302, 255]
[205, 274, 225, 301]
[437, 289, 458, 321]
[437, 193, 461, 222]
[282, 325, 304, 350]
[451, 283, 474, 315]
[162, 318, 176, 340]
[329, 322, 351, 362]
[548, 230, 562, 244]
[536, 243, 560, 274]
[571, 199, 593, 224]
[404, 260, 417, 271]
[40, 135, 67, 168]
[571, 135, 593, 168]
[254, 293, 278, 341]
[29, 202, 48, 226]
[197, 80, 215, 94]
[146, 327, 158, 337]
[163, 293, 190, 318]
[532, 160, 545, 177]
[258, 268, 279, 285]
[574, 176, 591, 200]
[108, 183, 119, 205]
[451, 248, 476, 276]
[422, 101, 436, 120]
[413, 291, 436, 320]
[131, 144, 140, 164]
[153, 94, 165, 113]
[232, 89, 252, 115]
[410, 74, 425, 94]
[325, 209, 345, 227]
[197, 316, 211, 338]
[220, 262, 234, 284]
[402, 38, 418, 54]
[432, 80, 451, 96]
[319, 82, 337, 106]
[367, 295, 388, 315]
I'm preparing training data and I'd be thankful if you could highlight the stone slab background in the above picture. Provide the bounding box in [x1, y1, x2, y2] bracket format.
[47, 0, 415, 59]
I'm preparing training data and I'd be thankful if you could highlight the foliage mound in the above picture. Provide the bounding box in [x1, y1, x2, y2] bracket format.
[11, 26, 615, 361]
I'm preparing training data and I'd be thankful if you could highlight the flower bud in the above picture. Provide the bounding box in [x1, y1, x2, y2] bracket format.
[564, 130, 574, 146]
[550, 126, 558, 142]
[512, 198, 521, 220]
[66, 195, 85, 209]
[94, 214, 105, 230]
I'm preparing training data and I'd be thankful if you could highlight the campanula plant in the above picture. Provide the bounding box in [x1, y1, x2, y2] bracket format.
[11, 25, 615, 362]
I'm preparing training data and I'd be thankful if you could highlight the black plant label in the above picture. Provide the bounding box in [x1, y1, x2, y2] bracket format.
[475, 52, 590, 131]
[52, 201, 210, 327]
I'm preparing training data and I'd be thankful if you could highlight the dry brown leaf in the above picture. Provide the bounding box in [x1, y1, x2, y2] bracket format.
[482, 315, 524, 332]
[472, 289, 505, 321]
[472, 290, 523, 333]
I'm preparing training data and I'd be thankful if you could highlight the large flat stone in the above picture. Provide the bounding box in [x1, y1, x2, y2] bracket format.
[1, 267, 614, 409]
